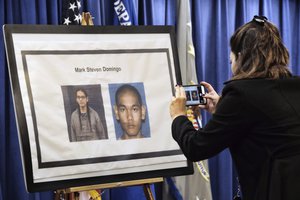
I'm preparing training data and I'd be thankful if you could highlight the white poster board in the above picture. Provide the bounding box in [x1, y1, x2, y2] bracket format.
[3, 25, 193, 192]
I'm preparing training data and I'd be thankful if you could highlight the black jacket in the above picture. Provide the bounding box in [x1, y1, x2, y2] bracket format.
[172, 77, 300, 200]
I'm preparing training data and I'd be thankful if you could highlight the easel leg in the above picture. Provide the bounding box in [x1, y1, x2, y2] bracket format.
[88, 190, 102, 200]
[54, 178, 163, 200]
[143, 184, 154, 200]
[54, 190, 67, 200]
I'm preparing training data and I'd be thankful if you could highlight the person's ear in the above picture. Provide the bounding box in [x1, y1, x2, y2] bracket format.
[141, 105, 146, 120]
[114, 105, 120, 120]
[86, 97, 89, 102]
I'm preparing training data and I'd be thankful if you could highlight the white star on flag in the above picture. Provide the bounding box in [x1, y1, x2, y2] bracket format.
[74, 14, 82, 24]
[63, 17, 71, 25]
[69, 2, 77, 12]
[77, 0, 81, 9]
[62, 0, 81, 25]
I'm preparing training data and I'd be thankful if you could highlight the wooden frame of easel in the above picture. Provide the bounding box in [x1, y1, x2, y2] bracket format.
[54, 14, 162, 200]
[53, 13, 162, 200]
[54, 177, 163, 200]
[53, 15, 167, 200]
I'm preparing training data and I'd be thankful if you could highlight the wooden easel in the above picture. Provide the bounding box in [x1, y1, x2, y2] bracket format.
[54, 177, 163, 200]
[55, 12, 162, 200]
[81, 12, 94, 26]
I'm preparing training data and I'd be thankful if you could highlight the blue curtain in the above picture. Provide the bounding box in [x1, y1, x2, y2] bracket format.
[1, 1, 300, 200]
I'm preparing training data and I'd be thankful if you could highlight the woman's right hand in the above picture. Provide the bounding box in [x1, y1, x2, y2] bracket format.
[199, 81, 220, 114]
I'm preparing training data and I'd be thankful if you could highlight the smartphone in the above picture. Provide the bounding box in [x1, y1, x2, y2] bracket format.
[182, 84, 207, 106]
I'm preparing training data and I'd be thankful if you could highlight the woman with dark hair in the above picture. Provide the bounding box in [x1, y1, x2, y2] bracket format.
[170, 16, 300, 200]
[70, 88, 107, 141]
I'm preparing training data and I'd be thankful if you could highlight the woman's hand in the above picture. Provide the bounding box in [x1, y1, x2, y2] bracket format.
[170, 85, 187, 120]
[199, 81, 220, 114]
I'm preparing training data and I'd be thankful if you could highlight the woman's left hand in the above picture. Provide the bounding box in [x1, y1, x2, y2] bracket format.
[170, 85, 187, 120]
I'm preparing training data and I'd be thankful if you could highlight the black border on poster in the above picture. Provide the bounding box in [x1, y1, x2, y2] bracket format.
[3, 24, 192, 192]
[22, 49, 180, 169]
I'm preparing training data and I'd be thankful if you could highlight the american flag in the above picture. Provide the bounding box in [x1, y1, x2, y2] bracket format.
[186, 108, 200, 130]
[62, 0, 82, 25]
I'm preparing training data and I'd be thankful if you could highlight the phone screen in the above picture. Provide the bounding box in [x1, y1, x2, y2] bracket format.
[183, 84, 206, 106]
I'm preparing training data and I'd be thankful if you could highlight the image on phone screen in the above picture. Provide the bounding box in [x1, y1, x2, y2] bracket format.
[183, 85, 206, 106]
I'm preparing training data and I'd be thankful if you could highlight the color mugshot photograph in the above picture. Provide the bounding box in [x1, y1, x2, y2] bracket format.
[109, 82, 151, 140]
